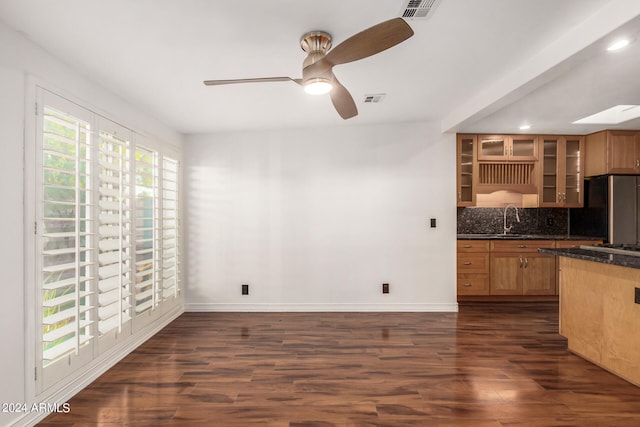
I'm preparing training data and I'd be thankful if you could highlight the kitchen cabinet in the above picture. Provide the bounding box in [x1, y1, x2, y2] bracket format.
[489, 240, 556, 296]
[539, 135, 584, 207]
[585, 130, 640, 176]
[456, 240, 490, 295]
[456, 134, 477, 206]
[477, 134, 538, 162]
[457, 238, 602, 300]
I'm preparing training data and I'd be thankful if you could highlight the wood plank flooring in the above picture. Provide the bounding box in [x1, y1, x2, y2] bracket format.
[39, 303, 640, 426]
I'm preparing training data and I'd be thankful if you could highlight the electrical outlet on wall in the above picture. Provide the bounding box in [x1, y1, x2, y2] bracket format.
[241, 284, 249, 295]
[382, 283, 390, 294]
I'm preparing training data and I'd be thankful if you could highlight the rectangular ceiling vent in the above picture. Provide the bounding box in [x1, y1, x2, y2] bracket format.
[400, 0, 441, 20]
[363, 94, 386, 104]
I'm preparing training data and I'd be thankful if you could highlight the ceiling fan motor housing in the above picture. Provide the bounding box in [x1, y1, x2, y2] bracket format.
[300, 31, 332, 83]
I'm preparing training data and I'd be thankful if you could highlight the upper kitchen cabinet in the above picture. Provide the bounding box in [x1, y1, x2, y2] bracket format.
[539, 135, 584, 207]
[477, 135, 538, 162]
[585, 130, 640, 176]
[457, 134, 477, 206]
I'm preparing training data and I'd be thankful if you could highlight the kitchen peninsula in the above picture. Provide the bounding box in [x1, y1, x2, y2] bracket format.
[540, 246, 640, 387]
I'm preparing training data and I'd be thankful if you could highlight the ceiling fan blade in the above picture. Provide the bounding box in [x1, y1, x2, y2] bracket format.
[204, 77, 302, 86]
[306, 18, 414, 76]
[330, 74, 357, 120]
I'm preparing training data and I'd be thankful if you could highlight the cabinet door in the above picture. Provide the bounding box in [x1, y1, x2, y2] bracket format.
[522, 253, 556, 295]
[539, 136, 561, 206]
[539, 136, 584, 207]
[457, 135, 476, 206]
[490, 253, 523, 295]
[510, 135, 538, 161]
[563, 136, 584, 207]
[478, 135, 508, 161]
[608, 131, 640, 173]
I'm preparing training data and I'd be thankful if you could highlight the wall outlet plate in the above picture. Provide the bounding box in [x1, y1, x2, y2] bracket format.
[242, 284, 249, 295]
[382, 283, 390, 294]
[635, 287, 640, 304]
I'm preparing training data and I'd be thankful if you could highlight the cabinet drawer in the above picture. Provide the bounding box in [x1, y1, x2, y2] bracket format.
[457, 274, 489, 295]
[457, 253, 489, 273]
[457, 240, 491, 252]
[555, 240, 601, 249]
[491, 239, 555, 252]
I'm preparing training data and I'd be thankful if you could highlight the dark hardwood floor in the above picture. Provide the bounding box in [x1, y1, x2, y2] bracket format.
[39, 303, 640, 426]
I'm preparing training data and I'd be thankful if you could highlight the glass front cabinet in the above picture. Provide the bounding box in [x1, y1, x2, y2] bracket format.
[478, 135, 538, 162]
[539, 136, 584, 207]
[457, 134, 476, 206]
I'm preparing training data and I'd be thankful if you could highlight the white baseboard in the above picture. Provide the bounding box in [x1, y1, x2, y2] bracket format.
[13, 307, 183, 427]
[185, 302, 459, 312]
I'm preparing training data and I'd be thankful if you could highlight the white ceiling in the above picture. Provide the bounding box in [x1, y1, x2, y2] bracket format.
[1, 0, 639, 135]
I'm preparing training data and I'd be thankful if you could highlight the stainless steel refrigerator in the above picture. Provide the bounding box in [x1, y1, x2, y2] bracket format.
[570, 175, 640, 244]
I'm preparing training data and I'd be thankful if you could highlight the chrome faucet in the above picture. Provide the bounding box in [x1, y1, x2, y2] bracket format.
[503, 204, 520, 234]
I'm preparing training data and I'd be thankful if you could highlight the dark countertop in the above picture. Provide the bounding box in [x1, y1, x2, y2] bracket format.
[457, 234, 602, 241]
[539, 247, 640, 270]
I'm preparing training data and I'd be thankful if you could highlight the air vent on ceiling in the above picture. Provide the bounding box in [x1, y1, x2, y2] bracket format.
[363, 94, 386, 104]
[399, 0, 441, 20]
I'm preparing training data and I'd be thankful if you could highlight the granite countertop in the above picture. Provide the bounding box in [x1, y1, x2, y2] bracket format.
[539, 247, 640, 270]
[457, 234, 602, 241]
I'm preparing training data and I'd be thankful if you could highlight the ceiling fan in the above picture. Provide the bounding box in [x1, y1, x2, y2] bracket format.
[203, 18, 414, 120]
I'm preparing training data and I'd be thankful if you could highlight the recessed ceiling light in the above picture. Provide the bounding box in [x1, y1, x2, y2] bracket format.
[607, 39, 630, 51]
[519, 124, 531, 130]
[573, 105, 640, 124]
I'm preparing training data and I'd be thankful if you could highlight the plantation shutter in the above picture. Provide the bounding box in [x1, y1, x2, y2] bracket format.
[35, 88, 183, 392]
[162, 157, 180, 302]
[39, 92, 96, 389]
[96, 119, 133, 351]
[134, 146, 159, 315]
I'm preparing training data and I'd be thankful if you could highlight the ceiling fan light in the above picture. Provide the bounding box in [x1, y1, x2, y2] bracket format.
[304, 78, 333, 95]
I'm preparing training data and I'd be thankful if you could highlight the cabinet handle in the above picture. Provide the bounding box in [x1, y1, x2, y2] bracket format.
[463, 262, 472, 265]
[463, 245, 472, 248]
[510, 146, 513, 156]
[518, 245, 528, 248]
[636, 159, 640, 168]
[458, 192, 461, 202]
[463, 283, 472, 287]
[524, 258, 528, 268]
[519, 257, 523, 268]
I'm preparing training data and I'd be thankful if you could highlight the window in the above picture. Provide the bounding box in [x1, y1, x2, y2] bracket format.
[35, 89, 181, 393]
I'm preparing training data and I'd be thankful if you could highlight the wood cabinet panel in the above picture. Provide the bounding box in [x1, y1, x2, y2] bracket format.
[457, 274, 489, 295]
[457, 240, 491, 252]
[555, 240, 601, 249]
[608, 131, 640, 173]
[522, 253, 556, 295]
[457, 253, 490, 273]
[490, 253, 523, 295]
[491, 240, 555, 252]
[585, 130, 640, 176]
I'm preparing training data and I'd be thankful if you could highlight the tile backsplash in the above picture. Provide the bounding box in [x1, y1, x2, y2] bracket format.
[457, 207, 568, 235]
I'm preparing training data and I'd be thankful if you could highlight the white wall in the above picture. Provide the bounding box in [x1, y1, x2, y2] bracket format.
[0, 22, 183, 427]
[185, 122, 457, 311]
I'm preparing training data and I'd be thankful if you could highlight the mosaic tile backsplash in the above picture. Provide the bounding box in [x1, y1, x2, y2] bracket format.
[457, 207, 568, 235]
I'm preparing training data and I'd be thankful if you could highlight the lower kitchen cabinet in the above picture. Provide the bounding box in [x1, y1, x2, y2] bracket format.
[490, 240, 557, 296]
[457, 240, 490, 295]
[457, 238, 599, 300]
